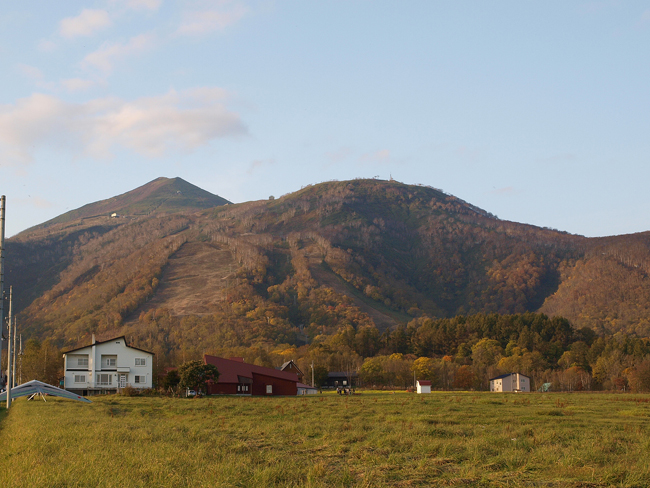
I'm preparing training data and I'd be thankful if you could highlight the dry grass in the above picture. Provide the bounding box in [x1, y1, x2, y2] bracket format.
[0, 391, 648, 487]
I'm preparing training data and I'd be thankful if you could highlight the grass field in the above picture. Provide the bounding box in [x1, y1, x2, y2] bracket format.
[0, 391, 649, 487]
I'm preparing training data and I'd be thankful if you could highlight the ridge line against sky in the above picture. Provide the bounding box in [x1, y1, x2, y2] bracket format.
[1, 1, 649, 238]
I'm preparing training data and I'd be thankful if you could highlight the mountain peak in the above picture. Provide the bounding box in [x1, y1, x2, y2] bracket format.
[20, 177, 230, 235]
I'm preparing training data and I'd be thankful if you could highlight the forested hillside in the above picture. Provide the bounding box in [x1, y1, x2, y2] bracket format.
[6, 178, 650, 370]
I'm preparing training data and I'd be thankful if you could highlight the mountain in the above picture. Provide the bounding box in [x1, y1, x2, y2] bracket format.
[5, 178, 650, 359]
[18, 177, 230, 235]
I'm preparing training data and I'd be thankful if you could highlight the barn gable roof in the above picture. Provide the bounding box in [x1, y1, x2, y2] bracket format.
[204, 355, 299, 384]
[280, 360, 303, 376]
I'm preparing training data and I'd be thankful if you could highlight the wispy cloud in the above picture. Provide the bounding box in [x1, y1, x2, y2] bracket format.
[536, 153, 577, 165]
[0, 88, 247, 165]
[82, 33, 156, 74]
[109, 0, 162, 11]
[17, 64, 44, 80]
[176, 2, 249, 36]
[60, 78, 99, 92]
[60, 9, 112, 39]
[15, 196, 56, 209]
[325, 146, 354, 164]
[359, 149, 391, 164]
[455, 145, 483, 162]
[246, 158, 276, 175]
[642, 9, 650, 24]
[16, 64, 55, 90]
[491, 186, 516, 195]
[37, 39, 57, 52]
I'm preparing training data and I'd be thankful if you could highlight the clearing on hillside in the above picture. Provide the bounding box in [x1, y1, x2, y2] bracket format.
[129, 241, 236, 318]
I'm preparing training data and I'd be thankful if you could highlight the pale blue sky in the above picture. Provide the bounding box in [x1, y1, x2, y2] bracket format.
[1, 1, 649, 237]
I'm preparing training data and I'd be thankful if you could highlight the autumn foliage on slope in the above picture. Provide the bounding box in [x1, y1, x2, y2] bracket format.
[6, 178, 650, 363]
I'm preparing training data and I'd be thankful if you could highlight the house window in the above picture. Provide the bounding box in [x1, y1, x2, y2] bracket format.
[97, 374, 113, 386]
[74, 375, 86, 383]
[102, 356, 117, 368]
[135, 358, 146, 366]
[78, 357, 88, 367]
[134, 375, 146, 384]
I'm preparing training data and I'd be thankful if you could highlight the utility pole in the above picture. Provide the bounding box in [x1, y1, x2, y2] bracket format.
[0, 195, 5, 389]
[12, 317, 16, 387]
[311, 361, 314, 388]
[18, 334, 22, 385]
[6, 286, 12, 409]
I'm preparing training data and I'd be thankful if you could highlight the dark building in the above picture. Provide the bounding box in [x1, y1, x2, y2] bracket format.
[324, 371, 358, 389]
[204, 355, 298, 396]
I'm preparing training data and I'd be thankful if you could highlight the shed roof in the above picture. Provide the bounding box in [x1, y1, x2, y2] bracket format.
[489, 372, 531, 381]
[296, 382, 317, 390]
[204, 355, 299, 384]
[327, 372, 359, 378]
[417, 380, 432, 386]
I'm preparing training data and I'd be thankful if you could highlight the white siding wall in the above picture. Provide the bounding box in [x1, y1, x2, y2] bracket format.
[490, 374, 531, 392]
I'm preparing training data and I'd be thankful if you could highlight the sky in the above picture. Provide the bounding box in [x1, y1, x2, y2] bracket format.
[1, 1, 649, 238]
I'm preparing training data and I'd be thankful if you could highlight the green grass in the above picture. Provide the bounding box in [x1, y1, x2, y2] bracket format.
[0, 391, 649, 487]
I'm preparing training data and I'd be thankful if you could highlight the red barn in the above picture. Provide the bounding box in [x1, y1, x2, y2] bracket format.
[204, 355, 298, 396]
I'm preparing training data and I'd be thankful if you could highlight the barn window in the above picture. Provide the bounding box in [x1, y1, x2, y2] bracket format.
[266, 385, 273, 394]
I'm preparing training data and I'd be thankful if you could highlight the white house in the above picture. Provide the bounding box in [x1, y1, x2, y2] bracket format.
[489, 373, 530, 392]
[416, 380, 432, 394]
[63, 335, 154, 395]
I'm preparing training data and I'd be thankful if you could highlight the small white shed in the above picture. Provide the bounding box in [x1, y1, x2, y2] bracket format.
[416, 380, 432, 394]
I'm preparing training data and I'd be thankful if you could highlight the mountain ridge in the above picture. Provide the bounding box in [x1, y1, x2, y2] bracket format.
[5, 177, 650, 357]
